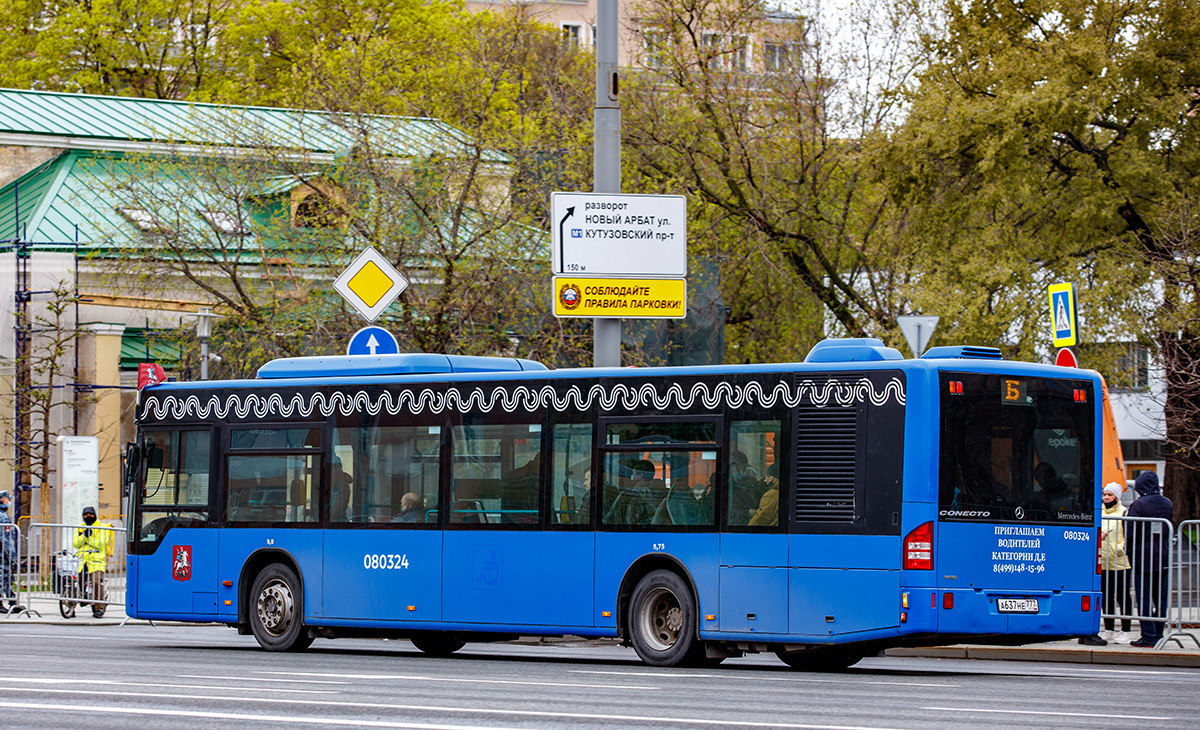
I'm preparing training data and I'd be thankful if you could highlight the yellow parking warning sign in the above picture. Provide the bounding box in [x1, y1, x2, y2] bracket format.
[553, 277, 686, 319]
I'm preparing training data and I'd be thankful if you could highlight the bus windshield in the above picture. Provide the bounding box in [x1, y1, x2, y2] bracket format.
[939, 373, 1094, 524]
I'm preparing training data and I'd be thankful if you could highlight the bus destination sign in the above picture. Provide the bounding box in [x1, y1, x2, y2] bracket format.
[550, 192, 687, 277]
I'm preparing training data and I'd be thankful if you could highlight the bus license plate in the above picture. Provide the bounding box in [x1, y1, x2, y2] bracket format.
[997, 598, 1039, 614]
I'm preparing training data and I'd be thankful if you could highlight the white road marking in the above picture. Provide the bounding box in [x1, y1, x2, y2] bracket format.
[0, 632, 113, 640]
[0, 701, 521, 730]
[569, 669, 956, 688]
[254, 670, 654, 691]
[4, 677, 337, 695]
[924, 706, 1172, 721]
[178, 674, 353, 685]
[3, 687, 916, 729]
[1043, 666, 1200, 677]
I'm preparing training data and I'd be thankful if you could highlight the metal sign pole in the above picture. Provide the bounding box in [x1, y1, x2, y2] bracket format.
[593, 0, 621, 367]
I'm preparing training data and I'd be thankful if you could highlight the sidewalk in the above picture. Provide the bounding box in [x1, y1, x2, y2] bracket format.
[886, 635, 1200, 668]
[1, 599, 151, 627]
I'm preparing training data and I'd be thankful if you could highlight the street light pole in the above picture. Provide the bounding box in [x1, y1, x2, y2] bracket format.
[593, 0, 621, 367]
[189, 307, 222, 380]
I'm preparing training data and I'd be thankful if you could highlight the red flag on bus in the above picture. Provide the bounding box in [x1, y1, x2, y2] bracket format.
[137, 363, 166, 390]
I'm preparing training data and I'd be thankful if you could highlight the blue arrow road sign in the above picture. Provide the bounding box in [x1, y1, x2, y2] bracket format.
[346, 326, 399, 356]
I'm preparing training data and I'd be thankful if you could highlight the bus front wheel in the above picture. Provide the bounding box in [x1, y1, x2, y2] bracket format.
[249, 564, 313, 652]
[629, 569, 702, 667]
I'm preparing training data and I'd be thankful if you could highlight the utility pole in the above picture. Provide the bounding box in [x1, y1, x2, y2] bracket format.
[593, 0, 621, 367]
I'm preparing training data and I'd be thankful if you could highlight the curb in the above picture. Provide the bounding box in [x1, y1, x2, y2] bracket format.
[886, 645, 1200, 668]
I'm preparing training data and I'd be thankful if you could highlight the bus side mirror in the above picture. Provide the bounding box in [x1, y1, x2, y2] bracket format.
[123, 442, 141, 498]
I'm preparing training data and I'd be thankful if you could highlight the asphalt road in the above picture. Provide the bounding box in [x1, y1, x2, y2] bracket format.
[1, 625, 1198, 729]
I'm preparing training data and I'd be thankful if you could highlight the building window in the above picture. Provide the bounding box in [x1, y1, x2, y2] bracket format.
[293, 192, 339, 228]
[642, 29, 668, 69]
[1078, 342, 1151, 392]
[764, 41, 797, 72]
[1115, 344, 1151, 391]
[199, 210, 251, 236]
[562, 23, 583, 49]
[702, 33, 749, 72]
[117, 207, 165, 232]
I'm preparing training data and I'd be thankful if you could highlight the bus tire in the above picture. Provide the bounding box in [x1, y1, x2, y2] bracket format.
[249, 564, 313, 652]
[775, 650, 862, 671]
[629, 569, 699, 667]
[410, 632, 466, 657]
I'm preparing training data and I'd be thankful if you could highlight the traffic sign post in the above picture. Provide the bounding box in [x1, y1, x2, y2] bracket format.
[1048, 282, 1078, 348]
[333, 247, 409, 322]
[347, 326, 400, 356]
[551, 192, 687, 276]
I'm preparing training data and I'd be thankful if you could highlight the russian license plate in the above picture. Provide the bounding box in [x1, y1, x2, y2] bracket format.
[997, 598, 1040, 614]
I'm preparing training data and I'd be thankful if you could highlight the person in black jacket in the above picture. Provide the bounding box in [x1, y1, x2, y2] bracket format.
[1126, 472, 1173, 647]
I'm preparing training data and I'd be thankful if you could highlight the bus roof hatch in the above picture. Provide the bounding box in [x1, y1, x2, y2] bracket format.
[256, 354, 549, 379]
[920, 346, 1004, 360]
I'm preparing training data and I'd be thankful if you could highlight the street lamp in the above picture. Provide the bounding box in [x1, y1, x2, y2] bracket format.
[187, 307, 224, 380]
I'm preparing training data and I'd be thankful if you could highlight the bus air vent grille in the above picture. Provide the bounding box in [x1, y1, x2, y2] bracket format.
[794, 405, 857, 522]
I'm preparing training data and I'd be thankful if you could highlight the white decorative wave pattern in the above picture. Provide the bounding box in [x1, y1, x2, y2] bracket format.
[140, 377, 906, 422]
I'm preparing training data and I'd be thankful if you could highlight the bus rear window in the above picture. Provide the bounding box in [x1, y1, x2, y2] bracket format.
[939, 373, 1094, 524]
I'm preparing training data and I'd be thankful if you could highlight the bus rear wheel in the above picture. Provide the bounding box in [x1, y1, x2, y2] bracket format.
[775, 650, 863, 671]
[249, 564, 313, 652]
[629, 569, 702, 667]
[410, 632, 466, 657]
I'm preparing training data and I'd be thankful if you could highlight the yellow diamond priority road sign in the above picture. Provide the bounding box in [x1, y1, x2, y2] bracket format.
[334, 247, 409, 322]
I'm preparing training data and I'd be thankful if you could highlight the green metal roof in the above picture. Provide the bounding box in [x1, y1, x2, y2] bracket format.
[120, 330, 182, 370]
[0, 88, 506, 162]
[0, 150, 546, 266]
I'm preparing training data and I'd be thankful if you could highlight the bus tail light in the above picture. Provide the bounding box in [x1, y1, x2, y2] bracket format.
[1081, 596, 1091, 612]
[943, 592, 954, 610]
[903, 522, 934, 570]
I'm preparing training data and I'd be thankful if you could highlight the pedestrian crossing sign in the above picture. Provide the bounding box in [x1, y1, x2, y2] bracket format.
[1048, 282, 1077, 348]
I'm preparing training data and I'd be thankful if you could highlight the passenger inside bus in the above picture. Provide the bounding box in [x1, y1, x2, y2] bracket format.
[392, 492, 425, 523]
[748, 463, 780, 526]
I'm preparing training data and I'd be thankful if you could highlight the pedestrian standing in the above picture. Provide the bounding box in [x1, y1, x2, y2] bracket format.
[1126, 472, 1173, 648]
[0, 491, 16, 612]
[1100, 482, 1133, 642]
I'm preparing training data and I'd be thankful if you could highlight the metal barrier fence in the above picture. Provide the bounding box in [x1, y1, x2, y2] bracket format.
[15, 523, 127, 620]
[1, 523, 21, 617]
[1169, 519, 1200, 649]
[1100, 514, 1200, 649]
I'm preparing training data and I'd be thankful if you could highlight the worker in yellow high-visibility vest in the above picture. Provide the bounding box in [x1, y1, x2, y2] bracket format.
[72, 506, 112, 618]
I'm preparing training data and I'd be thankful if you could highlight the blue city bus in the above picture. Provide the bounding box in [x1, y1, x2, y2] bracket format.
[124, 338, 1101, 668]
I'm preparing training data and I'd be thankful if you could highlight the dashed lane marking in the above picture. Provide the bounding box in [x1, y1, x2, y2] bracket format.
[924, 706, 1172, 721]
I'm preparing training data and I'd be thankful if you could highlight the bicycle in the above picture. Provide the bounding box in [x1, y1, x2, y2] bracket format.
[55, 550, 95, 619]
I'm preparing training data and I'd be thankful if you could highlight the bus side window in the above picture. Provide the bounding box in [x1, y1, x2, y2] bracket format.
[727, 420, 781, 528]
[451, 423, 542, 525]
[551, 423, 592, 525]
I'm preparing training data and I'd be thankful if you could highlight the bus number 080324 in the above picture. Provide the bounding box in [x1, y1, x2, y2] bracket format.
[363, 554, 410, 570]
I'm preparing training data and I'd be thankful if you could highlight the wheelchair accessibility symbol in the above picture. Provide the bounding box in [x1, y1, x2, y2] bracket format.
[473, 546, 502, 591]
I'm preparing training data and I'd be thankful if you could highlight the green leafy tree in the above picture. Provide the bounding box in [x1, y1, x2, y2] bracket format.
[93, 7, 599, 376]
[882, 0, 1200, 517]
[622, 0, 929, 362]
[0, 0, 243, 98]
[0, 284, 92, 519]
